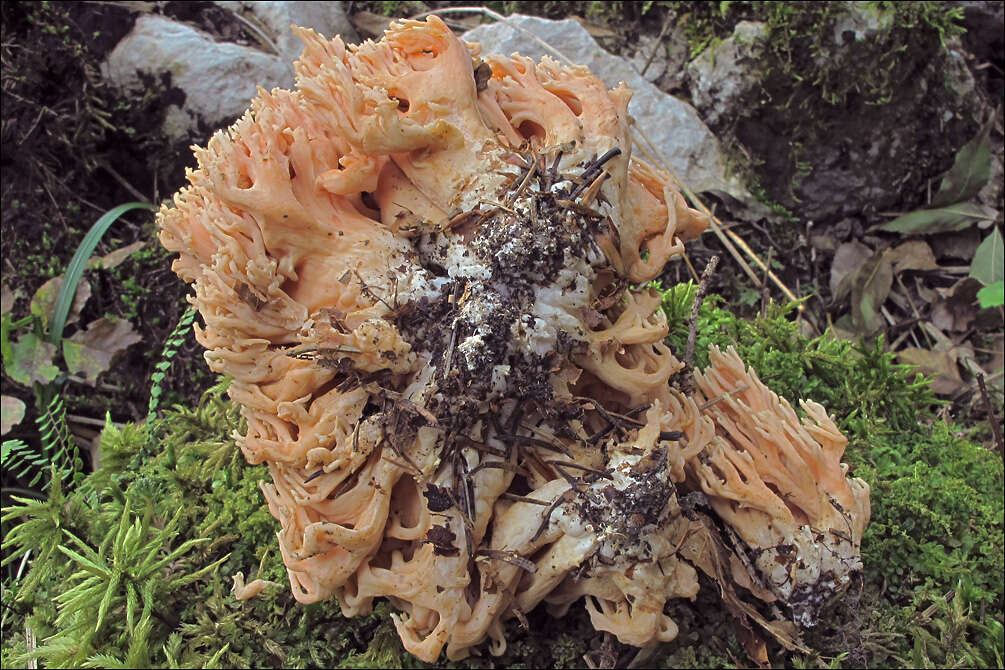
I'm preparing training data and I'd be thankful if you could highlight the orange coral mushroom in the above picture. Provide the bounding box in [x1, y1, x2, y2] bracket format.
[158, 16, 867, 662]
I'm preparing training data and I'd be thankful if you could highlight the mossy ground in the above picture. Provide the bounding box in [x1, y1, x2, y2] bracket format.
[3, 291, 1001, 669]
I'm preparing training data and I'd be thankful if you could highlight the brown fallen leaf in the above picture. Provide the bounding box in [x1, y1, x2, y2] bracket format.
[898, 345, 966, 396]
[985, 334, 1004, 377]
[830, 240, 873, 299]
[30, 276, 91, 331]
[87, 240, 146, 270]
[888, 240, 940, 272]
[931, 278, 982, 333]
[930, 228, 982, 261]
[734, 619, 771, 669]
[61, 317, 143, 385]
[850, 251, 894, 335]
[1, 283, 21, 315]
[1, 395, 27, 435]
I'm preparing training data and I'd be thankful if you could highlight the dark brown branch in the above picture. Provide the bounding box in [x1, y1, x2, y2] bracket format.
[685, 255, 720, 377]
[977, 372, 1004, 453]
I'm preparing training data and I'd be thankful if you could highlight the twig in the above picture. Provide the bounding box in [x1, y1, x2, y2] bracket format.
[632, 123, 803, 307]
[100, 163, 149, 202]
[976, 373, 1004, 453]
[67, 413, 124, 429]
[759, 247, 773, 318]
[500, 493, 551, 506]
[699, 384, 751, 410]
[685, 255, 719, 374]
[639, 10, 673, 77]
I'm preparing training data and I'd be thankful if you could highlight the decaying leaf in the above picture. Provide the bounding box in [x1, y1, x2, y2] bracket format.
[887, 240, 940, 272]
[850, 251, 893, 335]
[830, 241, 873, 300]
[931, 278, 981, 333]
[898, 346, 965, 396]
[1, 283, 21, 315]
[879, 202, 996, 235]
[970, 227, 1004, 287]
[87, 240, 146, 270]
[7, 333, 60, 386]
[930, 125, 992, 208]
[30, 276, 91, 331]
[62, 316, 142, 385]
[1, 395, 27, 435]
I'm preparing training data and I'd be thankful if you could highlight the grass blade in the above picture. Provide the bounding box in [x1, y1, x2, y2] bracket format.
[47, 202, 157, 344]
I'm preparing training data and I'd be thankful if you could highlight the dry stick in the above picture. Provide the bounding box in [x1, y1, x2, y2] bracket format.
[759, 246, 774, 318]
[631, 124, 766, 289]
[976, 373, 1004, 453]
[685, 255, 720, 374]
[639, 10, 674, 77]
[101, 163, 150, 202]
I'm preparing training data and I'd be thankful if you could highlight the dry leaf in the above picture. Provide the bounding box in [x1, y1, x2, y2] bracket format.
[62, 317, 142, 385]
[930, 228, 982, 261]
[851, 251, 894, 335]
[930, 278, 981, 333]
[1, 283, 21, 315]
[984, 334, 1004, 377]
[734, 620, 771, 669]
[899, 345, 965, 396]
[830, 240, 873, 299]
[30, 276, 91, 330]
[87, 241, 146, 270]
[1, 395, 27, 435]
[888, 240, 940, 272]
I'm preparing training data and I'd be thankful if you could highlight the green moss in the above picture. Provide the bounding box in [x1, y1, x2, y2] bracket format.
[858, 423, 1004, 605]
[2, 292, 1001, 668]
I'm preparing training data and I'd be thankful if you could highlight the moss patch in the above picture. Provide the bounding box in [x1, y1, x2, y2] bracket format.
[3, 288, 1002, 668]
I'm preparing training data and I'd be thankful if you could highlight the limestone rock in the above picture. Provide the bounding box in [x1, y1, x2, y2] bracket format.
[102, 4, 357, 140]
[102, 14, 291, 138]
[686, 21, 768, 129]
[684, 1, 983, 222]
[463, 14, 761, 214]
[213, 1, 358, 63]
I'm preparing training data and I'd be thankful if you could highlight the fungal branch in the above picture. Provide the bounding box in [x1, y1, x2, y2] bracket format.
[157, 16, 871, 663]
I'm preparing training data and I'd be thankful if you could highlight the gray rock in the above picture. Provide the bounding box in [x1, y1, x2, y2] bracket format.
[463, 14, 761, 214]
[686, 21, 768, 129]
[830, 2, 893, 45]
[102, 14, 292, 138]
[684, 2, 984, 223]
[213, 1, 358, 63]
[102, 4, 357, 140]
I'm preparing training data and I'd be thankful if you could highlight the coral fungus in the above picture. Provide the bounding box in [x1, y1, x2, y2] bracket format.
[158, 16, 868, 661]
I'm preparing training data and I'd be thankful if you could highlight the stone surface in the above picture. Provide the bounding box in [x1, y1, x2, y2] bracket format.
[102, 4, 357, 139]
[214, 1, 358, 63]
[102, 14, 292, 138]
[463, 14, 760, 214]
[684, 1, 983, 223]
[686, 21, 768, 129]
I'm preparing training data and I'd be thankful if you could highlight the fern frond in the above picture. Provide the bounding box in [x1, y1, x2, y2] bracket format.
[146, 306, 197, 443]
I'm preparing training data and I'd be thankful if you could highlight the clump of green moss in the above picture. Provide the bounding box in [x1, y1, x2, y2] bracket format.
[2, 289, 1001, 668]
